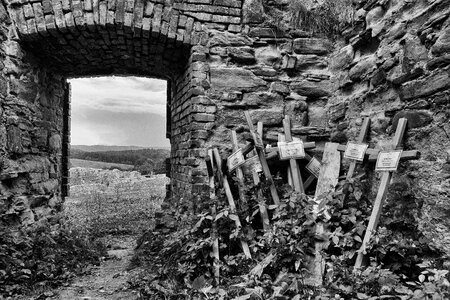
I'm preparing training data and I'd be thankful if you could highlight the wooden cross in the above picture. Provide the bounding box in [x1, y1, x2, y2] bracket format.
[282, 115, 305, 193]
[274, 129, 320, 192]
[336, 117, 420, 178]
[212, 148, 252, 259]
[244, 111, 280, 206]
[231, 129, 270, 231]
[354, 118, 419, 269]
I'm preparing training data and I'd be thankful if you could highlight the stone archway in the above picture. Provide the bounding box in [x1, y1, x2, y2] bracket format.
[2, 0, 239, 208]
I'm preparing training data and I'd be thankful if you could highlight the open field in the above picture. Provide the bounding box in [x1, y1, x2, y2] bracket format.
[64, 168, 168, 236]
[70, 158, 134, 171]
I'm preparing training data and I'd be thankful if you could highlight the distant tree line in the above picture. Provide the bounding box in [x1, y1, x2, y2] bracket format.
[70, 148, 170, 175]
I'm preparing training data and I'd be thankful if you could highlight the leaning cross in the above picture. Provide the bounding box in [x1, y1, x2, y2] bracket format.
[282, 115, 305, 193]
[212, 148, 252, 259]
[354, 118, 419, 269]
[336, 117, 420, 177]
[271, 115, 320, 191]
[244, 111, 280, 206]
[231, 129, 270, 231]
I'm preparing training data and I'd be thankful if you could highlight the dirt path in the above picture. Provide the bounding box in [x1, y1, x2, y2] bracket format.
[54, 235, 140, 300]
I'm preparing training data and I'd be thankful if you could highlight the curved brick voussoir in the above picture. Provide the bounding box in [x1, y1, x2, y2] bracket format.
[6, 0, 242, 77]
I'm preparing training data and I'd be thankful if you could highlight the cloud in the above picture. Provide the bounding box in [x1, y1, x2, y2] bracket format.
[69, 76, 167, 116]
[69, 77, 170, 147]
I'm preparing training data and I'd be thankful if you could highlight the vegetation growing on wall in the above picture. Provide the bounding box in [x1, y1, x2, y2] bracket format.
[261, 0, 354, 36]
[289, 0, 354, 35]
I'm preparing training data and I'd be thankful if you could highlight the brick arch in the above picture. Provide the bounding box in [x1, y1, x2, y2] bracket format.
[3, 0, 243, 201]
[7, 0, 206, 77]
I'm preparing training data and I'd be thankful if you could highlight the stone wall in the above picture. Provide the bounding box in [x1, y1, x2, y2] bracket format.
[1, 0, 450, 255]
[0, 2, 66, 228]
[325, 0, 450, 254]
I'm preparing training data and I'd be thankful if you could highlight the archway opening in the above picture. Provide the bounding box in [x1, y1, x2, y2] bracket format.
[64, 75, 171, 237]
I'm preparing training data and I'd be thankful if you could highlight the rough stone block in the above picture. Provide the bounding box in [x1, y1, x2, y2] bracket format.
[349, 55, 377, 81]
[281, 55, 296, 70]
[270, 82, 289, 94]
[210, 67, 267, 91]
[7, 126, 22, 154]
[290, 80, 331, 98]
[426, 55, 450, 71]
[431, 27, 450, 56]
[227, 46, 256, 64]
[400, 71, 450, 101]
[293, 38, 332, 55]
[329, 45, 353, 70]
[392, 110, 432, 130]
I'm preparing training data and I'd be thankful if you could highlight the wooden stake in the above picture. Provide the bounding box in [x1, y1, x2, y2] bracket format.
[354, 118, 409, 269]
[346, 117, 371, 180]
[309, 142, 341, 286]
[283, 115, 305, 193]
[255, 123, 270, 231]
[212, 148, 252, 259]
[206, 150, 220, 284]
[244, 111, 280, 206]
[231, 130, 248, 211]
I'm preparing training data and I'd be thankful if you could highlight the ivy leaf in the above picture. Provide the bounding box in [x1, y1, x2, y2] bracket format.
[418, 274, 425, 283]
[250, 253, 275, 278]
[192, 275, 207, 291]
[354, 236, 362, 243]
[332, 236, 339, 245]
[354, 189, 363, 201]
[356, 292, 369, 299]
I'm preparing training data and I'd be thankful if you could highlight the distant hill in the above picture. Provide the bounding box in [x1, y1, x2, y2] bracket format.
[70, 147, 170, 175]
[71, 145, 170, 152]
[70, 159, 134, 171]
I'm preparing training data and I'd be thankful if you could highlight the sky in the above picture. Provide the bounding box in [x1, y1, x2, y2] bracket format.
[69, 76, 170, 148]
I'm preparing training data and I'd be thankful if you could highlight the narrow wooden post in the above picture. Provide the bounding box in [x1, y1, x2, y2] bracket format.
[244, 111, 280, 206]
[206, 149, 220, 284]
[309, 142, 341, 286]
[255, 123, 270, 231]
[212, 148, 252, 259]
[354, 118, 408, 269]
[231, 130, 248, 211]
[283, 115, 305, 193]
[346, 117, 371, 180]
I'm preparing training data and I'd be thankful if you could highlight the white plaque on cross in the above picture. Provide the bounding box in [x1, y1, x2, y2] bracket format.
[344, 142, 369, 161]
[277, 140, 306, 160]
[227, 149, 245, 171]
[375, 150, 403, 172]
